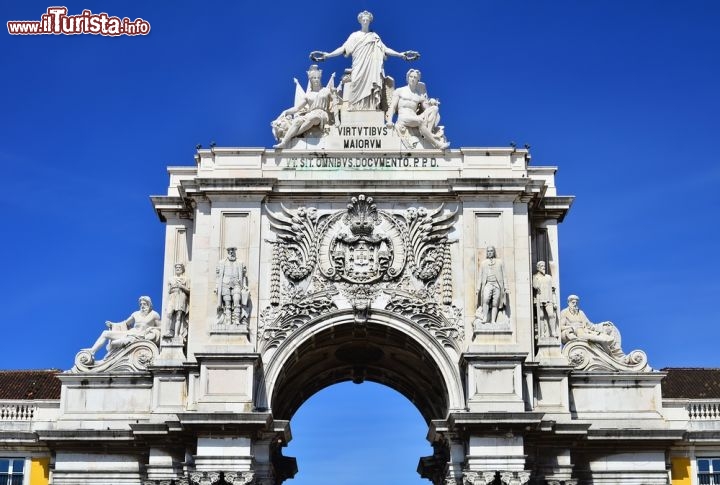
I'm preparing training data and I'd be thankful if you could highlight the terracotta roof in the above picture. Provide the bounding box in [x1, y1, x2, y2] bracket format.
[661, 368, 720, 399]
[0, 370, 62, 400]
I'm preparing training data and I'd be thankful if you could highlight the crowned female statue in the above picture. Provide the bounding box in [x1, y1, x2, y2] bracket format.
[310, 11, 419, 111]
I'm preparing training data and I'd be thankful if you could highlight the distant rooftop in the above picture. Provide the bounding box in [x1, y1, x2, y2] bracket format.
[0, 370, 62, 400]
[661, 368, 720, 399]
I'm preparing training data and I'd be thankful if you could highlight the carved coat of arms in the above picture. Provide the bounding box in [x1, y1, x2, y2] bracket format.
[319, 195, 404, 284]
[262, 194, 463, 351]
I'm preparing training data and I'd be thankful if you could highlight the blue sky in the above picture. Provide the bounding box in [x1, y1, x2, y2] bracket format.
[1, 1, 719, 483]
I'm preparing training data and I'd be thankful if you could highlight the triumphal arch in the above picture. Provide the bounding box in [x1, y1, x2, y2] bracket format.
[47, 11, 675, 485]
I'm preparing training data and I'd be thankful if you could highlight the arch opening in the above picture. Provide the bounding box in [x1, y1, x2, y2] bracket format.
[270, 320, 452, 424]
[287, 382, 431, 484]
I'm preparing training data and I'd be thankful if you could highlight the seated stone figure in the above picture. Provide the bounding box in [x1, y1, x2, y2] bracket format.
[386, 69, 449, 149]
[559, 294, 649, 371]
[272, 65, 336, 149]
[87, 296, 161, 362]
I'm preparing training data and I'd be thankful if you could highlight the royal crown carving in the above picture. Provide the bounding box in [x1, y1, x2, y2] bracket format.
[319, 195, 404, 284]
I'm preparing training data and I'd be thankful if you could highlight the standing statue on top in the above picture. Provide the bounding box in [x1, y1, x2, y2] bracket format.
[272, 65, 337, 149]
[310, 10, 419, 111]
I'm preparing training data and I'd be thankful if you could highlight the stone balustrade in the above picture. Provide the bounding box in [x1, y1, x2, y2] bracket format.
[0, 402, 37, 421]
[688, 401, 720, 420]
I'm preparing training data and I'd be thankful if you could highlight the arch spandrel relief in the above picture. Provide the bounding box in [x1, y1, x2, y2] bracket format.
[260, 194, 463, 354]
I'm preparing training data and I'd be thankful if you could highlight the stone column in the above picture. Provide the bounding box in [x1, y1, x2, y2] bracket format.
[144, 448, 185, 482]
[251, 422, 297, 485]
[462, 435, 532, 484]
[193, 436, 253, 473]
[465, 435, 527, 472]
[534, 448, 576, 485]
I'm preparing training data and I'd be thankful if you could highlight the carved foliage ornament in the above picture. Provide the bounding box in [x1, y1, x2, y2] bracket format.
[181, 471, 254, 485]
[463, 471, 530, 485]
[263, 195, 461, 350]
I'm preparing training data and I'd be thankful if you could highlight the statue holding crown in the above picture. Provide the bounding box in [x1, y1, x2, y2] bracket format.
[310, 10, 419, 111]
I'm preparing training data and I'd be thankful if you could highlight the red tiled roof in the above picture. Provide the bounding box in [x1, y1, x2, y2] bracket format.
[661, 368, 720, 399]
[0, 370, 62, 400]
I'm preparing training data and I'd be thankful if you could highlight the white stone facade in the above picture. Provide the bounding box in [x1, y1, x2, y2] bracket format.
[0, 12, 713, 485]
[1, 138, 677, 485]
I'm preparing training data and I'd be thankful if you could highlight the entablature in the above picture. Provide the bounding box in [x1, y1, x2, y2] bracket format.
[447, 411, 545, 435]
[176, 412, 273, 436]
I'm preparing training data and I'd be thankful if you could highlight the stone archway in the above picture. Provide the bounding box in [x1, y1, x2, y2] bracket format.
[262, 309, 465, 423]
[255, 309, 465, 483]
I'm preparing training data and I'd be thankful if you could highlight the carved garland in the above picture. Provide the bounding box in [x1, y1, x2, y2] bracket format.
[269, 242, 281, 306]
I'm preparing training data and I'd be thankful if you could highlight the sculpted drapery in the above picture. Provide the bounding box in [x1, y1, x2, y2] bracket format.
[341, 30, 388, 110]
[311, 11, 418, 111]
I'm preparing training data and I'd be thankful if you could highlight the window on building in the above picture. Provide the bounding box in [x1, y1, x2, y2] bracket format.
[698, 458, 720, 485]
[0, 458, 24, 485]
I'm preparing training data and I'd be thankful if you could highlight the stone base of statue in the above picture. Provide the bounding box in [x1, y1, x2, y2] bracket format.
[472, 318, 512, 336]
[275, 105, 447, 152]
[339, 109, 385, 126]
[472, 307, 511, 335]
[536, 336, 564, 364]
[211, 321, 250, 336]
[156, 336, 186, 365]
